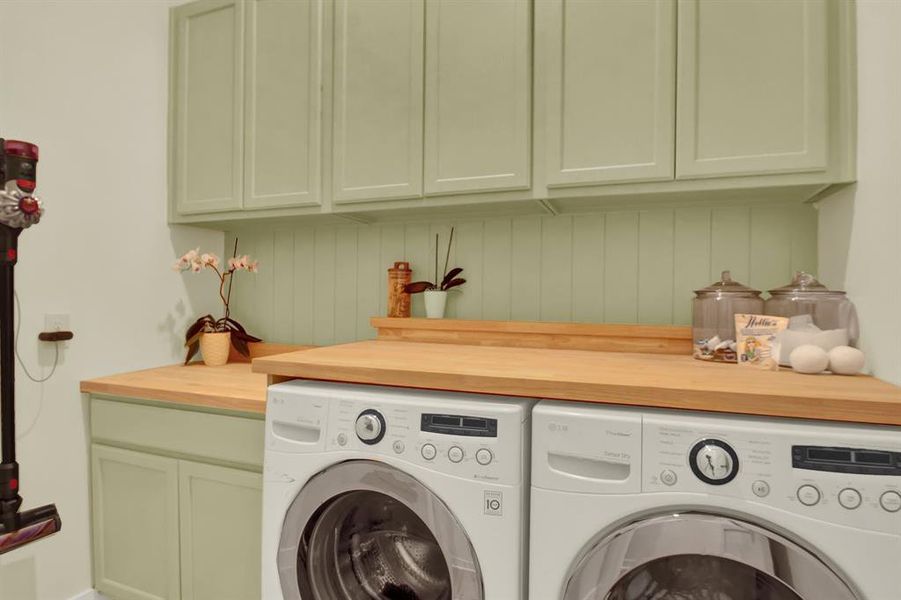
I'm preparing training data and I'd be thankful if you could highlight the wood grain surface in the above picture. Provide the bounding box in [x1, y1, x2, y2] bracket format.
[372, 317, 692, 354]
[252, 341, 901, 426]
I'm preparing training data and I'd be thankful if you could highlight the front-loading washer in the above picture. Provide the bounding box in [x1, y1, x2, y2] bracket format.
[262, 380, 534, 599]
[530, 400, 901, 599]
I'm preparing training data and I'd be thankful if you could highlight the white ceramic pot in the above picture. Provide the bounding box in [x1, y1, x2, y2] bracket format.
[423, 290, 448, 319]
[200, 331, 231, 366]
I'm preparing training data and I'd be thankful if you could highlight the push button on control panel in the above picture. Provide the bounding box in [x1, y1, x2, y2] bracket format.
[838, 488, 862, 510]
[751, 480, 770, 498]
[448, 446, 464, 463]
[420, 443, 437, 461]
[797, 484, 821, 506]
[392, 440, 405, 454]
[660, 470, 677, 486]
[476, 448, 493, 466]
[880, 490, 901, 513]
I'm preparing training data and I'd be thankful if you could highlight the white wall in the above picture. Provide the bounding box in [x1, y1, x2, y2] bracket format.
[0, 2, 223, 599]
[817, 0, 901, 386]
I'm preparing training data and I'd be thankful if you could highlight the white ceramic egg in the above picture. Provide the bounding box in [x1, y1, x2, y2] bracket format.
[828, 346, 865, 375]
[789, 344, 830, 374]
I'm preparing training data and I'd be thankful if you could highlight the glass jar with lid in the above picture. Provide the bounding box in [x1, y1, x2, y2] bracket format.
[765, 272, 859, 345]
[692, 271, 764, 362]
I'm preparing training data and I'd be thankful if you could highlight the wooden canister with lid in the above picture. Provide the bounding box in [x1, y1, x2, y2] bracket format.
[387, 261, 412, 318]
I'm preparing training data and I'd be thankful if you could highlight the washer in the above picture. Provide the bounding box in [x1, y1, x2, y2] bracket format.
[262, 380, 534, 599]
[530, 401, 901, 600]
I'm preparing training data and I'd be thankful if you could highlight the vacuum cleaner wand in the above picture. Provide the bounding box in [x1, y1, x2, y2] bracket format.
[0, 138, 61, 554]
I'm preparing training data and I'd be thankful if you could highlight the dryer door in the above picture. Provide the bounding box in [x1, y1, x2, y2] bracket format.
[278, 459, 482, 600]
[564, 513, 859, 600]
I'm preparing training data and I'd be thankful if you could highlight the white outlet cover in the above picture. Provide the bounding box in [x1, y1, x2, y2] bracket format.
[44, 313, 70, 331]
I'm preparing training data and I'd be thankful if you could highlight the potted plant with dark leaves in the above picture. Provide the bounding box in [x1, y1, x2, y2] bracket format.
[404, 227, 466, 318]
[173, 241, 262, 366]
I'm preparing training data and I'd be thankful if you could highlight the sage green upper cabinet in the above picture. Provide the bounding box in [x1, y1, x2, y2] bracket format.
[542, 0, 676, 187]
[171, 0, 244, 215]
[333, 0, 424, 204]
[676, 0, 828, 179]
[92, 445, 181, 600]
[244, 0, 322, 209]
[424, 0, 531, 195]
[179, 461, 262, 600]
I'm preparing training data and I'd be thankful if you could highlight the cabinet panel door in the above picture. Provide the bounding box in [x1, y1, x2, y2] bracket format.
[172, 0, 244, 215]
[92, 445, 180, 600]
[543, 0, 675, 186]
[333, 0, 424, 203]
[179, 461, 263, 600]
[244, 0, 322, 209]
[676, 0, 828, 178]
[424, 0, 531, 195]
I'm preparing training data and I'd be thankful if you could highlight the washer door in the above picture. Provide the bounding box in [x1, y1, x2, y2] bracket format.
[278, 460, 483, 600]
[563, 513, 859, 600]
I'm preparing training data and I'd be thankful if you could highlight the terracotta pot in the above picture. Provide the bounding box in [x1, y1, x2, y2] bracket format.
[200, 331, 231, 366]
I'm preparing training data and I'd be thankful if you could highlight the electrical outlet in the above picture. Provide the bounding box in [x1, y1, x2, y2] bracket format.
[44, 313, 70, 332]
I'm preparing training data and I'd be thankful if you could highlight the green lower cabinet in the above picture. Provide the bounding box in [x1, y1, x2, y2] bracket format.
[179, 462, 262, 600]
[89, 397, 265, 600]
[92, 445, 181, 600]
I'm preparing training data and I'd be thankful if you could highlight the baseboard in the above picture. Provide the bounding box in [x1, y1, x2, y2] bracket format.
[69, 590, 108, 600]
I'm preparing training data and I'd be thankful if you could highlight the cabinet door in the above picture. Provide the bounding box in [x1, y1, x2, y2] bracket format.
[171, 0, 244, 215]
[424, 0, 531, 195]
[676, 0, 828, 179]
[178, 461, 263, 600]
[92, 445, 180, 600]
[542, 0, 675, 186]
[333, 0, 424, 203]
[244, 0, 322, 209]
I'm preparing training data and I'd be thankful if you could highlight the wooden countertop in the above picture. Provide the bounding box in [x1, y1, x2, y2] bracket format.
[253, 341, 901, 426]
[80, 362, 269, 413]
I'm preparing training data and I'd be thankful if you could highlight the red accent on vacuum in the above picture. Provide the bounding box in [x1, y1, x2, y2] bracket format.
[15, 179, 35, 193]
[2, 140, 38, 160]
[18, 197, 39, 214]
[8, 479, 16, 490]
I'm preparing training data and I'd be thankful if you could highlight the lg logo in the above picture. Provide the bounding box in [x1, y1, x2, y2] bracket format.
[484, 490, 503, 516]
[547, 422, 568, 433]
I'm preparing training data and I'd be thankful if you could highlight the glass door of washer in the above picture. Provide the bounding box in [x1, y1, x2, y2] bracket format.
[278, 460, 483, 600]
[564, 513, 859, 600]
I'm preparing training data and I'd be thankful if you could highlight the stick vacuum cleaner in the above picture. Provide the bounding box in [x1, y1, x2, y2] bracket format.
[0, 138, 61, 554]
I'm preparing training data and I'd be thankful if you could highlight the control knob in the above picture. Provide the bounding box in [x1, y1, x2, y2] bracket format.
[689, 439, 739, 485]
[355, 409, 386, 445]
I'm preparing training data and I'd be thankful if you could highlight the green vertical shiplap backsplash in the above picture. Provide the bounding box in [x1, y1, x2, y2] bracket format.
[226, 204, 817, 345]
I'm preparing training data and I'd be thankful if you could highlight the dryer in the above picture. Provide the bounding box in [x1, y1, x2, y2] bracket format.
[262, 380, 534, 599]
[530, 400, 901, 600]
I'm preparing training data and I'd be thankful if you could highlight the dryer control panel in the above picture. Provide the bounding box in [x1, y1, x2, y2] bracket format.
[642, 413, 901, 533]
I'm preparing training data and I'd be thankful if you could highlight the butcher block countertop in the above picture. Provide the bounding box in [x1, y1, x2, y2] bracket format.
[80, 344, 313, 414]
[252, 340, 901, 426]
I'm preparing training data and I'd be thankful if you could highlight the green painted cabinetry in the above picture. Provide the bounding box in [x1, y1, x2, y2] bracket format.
[332, 0, 424, 203]
[423, 0, 531, 195]
[676, 0, 828, 178]
[169, 0, 855, 224]
[89, 397, 264, 600]
[170, 0, 323, 217]
[92, 446, 181, 600]
[244, 0, 323, 209]
[170, 0, 244, 215]
[541, 0, 676, 186]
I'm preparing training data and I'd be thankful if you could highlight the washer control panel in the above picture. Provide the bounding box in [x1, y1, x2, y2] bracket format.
[642, 413, 901, 532]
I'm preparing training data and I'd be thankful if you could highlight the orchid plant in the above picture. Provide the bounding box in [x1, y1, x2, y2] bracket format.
[404, 227, 466, 294]
[173, 240, 262, 363]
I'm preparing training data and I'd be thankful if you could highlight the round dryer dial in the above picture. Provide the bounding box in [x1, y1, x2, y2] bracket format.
[690, 439, 739, 485]
[355, 409, 386, 445]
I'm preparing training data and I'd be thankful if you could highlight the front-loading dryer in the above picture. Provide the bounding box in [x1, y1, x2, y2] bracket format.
[262, 380, 534, 599]
[530, 400, 901, 600]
